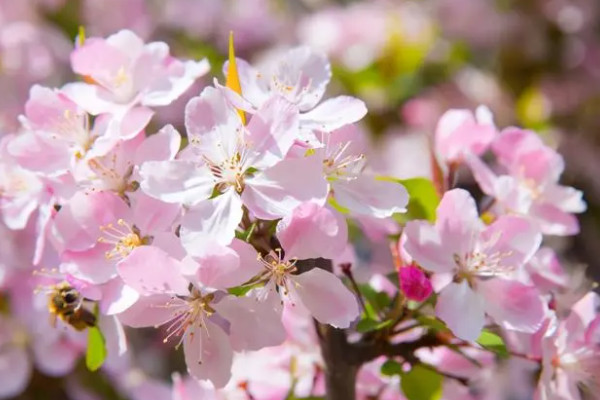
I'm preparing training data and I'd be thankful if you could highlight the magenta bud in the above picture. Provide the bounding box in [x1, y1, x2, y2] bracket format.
[399, 265, 433, 302]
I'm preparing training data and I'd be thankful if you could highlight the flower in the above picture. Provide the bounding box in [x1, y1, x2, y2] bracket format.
[403, 188, 545, 340]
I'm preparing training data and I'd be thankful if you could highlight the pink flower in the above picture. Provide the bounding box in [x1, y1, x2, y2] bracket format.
[117, 245, 285, 387]
[7, 85, 153, 175]
[63, 29, 209, 116]
[434, 105, 497, 164]
[399, 265, 433, 302]
[223, 47, 367, 144]
[316, 126, 409, 218]
[466, 128, 586, 235]
[403, 188, 545, 340]
[141, 86, 328, 246]
[536, 293, 600, 400]
[234, 204, 359, 329]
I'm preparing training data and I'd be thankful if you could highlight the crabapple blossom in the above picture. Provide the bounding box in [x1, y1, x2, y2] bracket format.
[223, 46, 368, 144]
[434, 105, 496, 164]
[403, 188, 545, 340]
[140, 86, 328, 246]
[536, 293, 600, 400]
[63, 29, 209, 117]
[466, 128, 586, 235]
[0, 14, 597, 400]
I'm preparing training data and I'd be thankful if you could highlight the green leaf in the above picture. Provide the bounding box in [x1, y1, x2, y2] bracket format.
[227, 284, 260, 297]
[416, 315, 449, 333]
[381, 359, 403, 376]
[356, 318, 393, 333]
[400, 178, 440, 222]
[378, 177, 439, 223]
[401, 365, 443, 400]
[476, 330, 509, 358]
[86, 325, 107, 371]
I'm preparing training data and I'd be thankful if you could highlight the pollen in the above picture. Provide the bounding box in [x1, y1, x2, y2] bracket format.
[98, 219, 145, 260]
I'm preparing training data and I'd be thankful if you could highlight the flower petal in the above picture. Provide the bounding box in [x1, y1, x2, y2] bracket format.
[290, 268, 359, 328]
[436, 281, 486, 341]
[276, 203, 347, 260]
[140, 160, 214, 206]
[117, 246, 189, 295]
[332, 176, 408, 218]
[184, 321, 233, 388]
[478, 278, 544, 333]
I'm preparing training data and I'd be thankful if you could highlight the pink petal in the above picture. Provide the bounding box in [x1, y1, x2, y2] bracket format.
[332, 175, 408, 218]
[244, 95, 299, 169]
[117, 246, 189, 295]
[435, 188, 482, 256]
[482, 215, 542, 269]
[134, 124, 182, 164]
[141, 59, 210, 107]
[180, 188, 243, 247]
[52, 190, 130, 252]
[435, 107, 496, 163]
[98, 278, 140, 315]
[402, 221, 455, 274]
[33, 335, 80, 376]
[530, 203, 580, 236]
[276, 203, 347, 260]
[184, 321, 233, 388]
[130, 192, 181, 234]
[61, 82, 121, 115]
[117, 294, 182, 328]
[243, 156, 328, 220]
[290, 268, 359, 328]
[139, 160, 214, 206]
[181, 239, 263, 289]
[0, 346, 31, 398]
[436, 281, 486, 341]
[478, 278, 544, 333]
[215, 294, 285, 351]
[464, 152, 498, 196]
[275, 46, 330, 111]
[184, 86, 242, 140]
[300, 95, 367, 132]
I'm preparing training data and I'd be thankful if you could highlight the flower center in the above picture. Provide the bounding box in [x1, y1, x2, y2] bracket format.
[98, 219, 146, 260]
[205, 152, 246, 193]
[323, 142, 366, 181]
[257, 250, 298, 295]
[161, 289, 216, 349]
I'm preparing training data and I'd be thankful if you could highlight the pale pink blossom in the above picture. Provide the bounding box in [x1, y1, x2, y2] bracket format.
[63, 29, 209, 117]
[117, 246, 284, 387]
[434, 105, 497, 164]
[403, 188, 545, 340]
[536, 293, 600, 400]
[466, 128, 586, 235]
[224, 46, 367, 144]
[141, 87, 328, 246]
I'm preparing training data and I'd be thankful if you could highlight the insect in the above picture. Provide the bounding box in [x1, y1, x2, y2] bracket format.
[47, 282, 97, 331]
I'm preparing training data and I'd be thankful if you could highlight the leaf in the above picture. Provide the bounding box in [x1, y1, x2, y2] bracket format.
[381, 359, 403, 376]
[416, 315, 449, 333]
[86, 325, 107, 371]
[400, 365, 443, 400]
[476, 329, 509, 358]
[399, 177, 440, 222]
[378, 177, 439, 223]
[227, 284, 259, 297]
[226, 31, 245, 124]
[356, 317, 393, 333]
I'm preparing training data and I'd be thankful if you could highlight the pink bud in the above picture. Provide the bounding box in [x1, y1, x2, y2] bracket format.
[399, 266, 433, 302]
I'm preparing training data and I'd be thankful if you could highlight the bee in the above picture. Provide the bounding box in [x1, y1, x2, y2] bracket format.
[47, 282, 97, 331]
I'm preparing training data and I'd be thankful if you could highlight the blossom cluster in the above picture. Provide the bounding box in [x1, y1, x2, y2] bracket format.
[0, 25, 597, 400]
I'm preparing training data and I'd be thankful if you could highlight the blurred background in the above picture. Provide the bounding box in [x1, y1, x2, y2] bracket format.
[0, 0, 599, 397]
